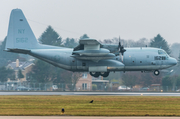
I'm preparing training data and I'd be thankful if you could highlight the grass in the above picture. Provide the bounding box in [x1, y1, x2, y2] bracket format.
[0, 96, 180, 116]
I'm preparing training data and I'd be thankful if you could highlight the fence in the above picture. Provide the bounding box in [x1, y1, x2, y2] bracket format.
[0, 82, 180, 92]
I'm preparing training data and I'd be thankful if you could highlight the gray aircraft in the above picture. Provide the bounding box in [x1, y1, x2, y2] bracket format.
[4, 9, 177, 77]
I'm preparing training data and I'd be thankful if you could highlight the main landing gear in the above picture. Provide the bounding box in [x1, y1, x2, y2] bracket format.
[154, 70, 160, 76]
[90, 72, 110, 77]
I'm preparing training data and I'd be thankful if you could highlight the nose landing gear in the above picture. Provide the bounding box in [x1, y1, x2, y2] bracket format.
[154, 70, 160, 76]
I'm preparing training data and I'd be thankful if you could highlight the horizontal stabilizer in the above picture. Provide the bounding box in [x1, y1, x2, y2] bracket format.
[5, 48, 31, 54]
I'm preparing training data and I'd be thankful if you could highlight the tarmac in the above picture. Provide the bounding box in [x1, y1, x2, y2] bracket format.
[0, 91, 180, 96]
[0, 116, 180, 119]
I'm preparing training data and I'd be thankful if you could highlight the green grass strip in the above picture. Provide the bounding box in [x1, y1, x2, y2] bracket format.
[0, 96, 179, 116]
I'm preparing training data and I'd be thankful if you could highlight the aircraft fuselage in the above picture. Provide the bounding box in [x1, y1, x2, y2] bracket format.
[29, 47, 177, 73]
[4, 9, 177, 78]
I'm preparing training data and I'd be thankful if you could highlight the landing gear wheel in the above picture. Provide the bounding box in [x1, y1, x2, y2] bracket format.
[100, 72, 110, 77]
[90, 72, 100, 77]
[154, 70, 160, 76]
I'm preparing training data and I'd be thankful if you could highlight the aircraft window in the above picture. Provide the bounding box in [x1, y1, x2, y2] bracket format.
[158, 50, 166, 55]
[82, 83, 87, 90]
[82, 73, 88, 79]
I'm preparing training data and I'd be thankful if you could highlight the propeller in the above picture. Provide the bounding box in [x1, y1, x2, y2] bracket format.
[118, 37, 126, 62]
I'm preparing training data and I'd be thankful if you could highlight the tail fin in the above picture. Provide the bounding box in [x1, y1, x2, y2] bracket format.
[5, 9, 39, 50]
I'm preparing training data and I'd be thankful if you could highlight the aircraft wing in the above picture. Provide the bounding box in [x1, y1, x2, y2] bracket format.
[73, 38, 101, 51]
[72, 38, 115, 62]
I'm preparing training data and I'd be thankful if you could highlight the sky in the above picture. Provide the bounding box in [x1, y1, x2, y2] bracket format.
[1, 0, 180, 44]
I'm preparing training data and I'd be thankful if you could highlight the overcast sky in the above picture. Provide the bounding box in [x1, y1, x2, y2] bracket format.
[1, 0, 180, 44]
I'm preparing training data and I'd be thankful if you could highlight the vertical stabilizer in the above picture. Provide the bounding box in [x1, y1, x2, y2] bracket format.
[5, 9, 39, 50]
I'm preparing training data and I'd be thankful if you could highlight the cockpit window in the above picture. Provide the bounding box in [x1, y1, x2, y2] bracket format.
[155, 50, 169, 60]
[158, 50, 169, 58]
[158, 50, 166, 55]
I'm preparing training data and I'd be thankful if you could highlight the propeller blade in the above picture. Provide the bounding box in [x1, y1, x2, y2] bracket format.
[118, 36, 126, 62]
[118, 37, 121, 51]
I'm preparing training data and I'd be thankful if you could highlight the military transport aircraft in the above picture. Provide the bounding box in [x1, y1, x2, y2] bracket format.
[4, 9, 177, 77]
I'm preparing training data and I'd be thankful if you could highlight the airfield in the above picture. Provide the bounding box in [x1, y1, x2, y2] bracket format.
[0, 91, 180, 96]
[0, 92, 180, 119]
[0, 116, 180, 119]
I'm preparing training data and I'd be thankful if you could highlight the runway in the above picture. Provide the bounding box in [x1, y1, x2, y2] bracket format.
[0, 92, 180, 96]
[0, 116, 179, 119]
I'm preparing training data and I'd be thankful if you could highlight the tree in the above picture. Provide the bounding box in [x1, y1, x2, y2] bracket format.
[92, 84, 97, 91]
[71, 72, 82, 90]
[29, 26, 64, 82]
[176, 76, 180, 87]
[18, 69, 24, 79]
[80, 34, 89, 39]
[60, 71, 81, 90]
[178, 51, 180, 66]
[60, 71, 81, 91]
[29, 60, 57, 83]
[122, 72, 137, 88]
[135, 72, 162, 87]
[0, 37, 19, 67]
[121, 71, 162, 87]
[162, 76, 172, 91]
[0, 67, 14, 82]
[150, 34, 171, 54]
[64, 38, 78, 48]
[39, 26, 62, 46]
[170, 43, 180, 59]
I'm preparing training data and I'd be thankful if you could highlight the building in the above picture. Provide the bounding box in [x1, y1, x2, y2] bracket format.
[75, 72, 110, 91]
[7, 59, 34, 82]
[92, 76, 109, 91]
[76, 73, 92, 91]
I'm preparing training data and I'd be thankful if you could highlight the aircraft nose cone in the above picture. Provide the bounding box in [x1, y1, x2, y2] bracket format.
[172, 58, 177, 65]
